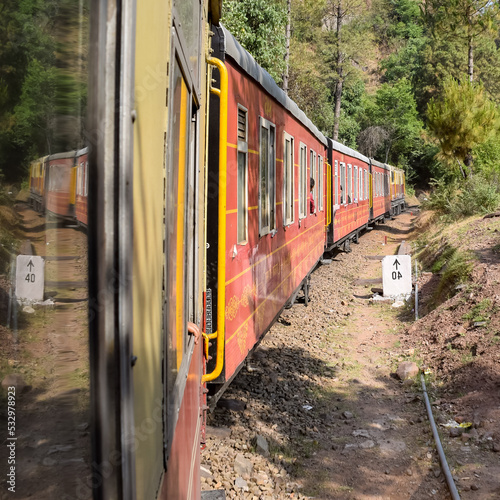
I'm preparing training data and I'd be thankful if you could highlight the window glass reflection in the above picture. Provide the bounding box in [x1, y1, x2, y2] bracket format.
[0, 1, 90, 498]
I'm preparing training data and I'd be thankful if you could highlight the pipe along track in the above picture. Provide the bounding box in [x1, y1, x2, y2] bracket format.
[420, 373, 461, 500]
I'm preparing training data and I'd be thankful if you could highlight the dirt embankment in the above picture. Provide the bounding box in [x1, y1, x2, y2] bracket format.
[202, 210, 500, 500]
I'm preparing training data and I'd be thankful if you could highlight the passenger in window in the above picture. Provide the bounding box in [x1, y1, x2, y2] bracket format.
[340, 185, 344, 204]
[309, 178, 316, 215]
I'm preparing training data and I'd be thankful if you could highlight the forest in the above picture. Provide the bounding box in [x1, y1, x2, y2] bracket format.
[1, 0, 499, 217]
[223, 0, 500, 216]
[0, 0, 87, 184]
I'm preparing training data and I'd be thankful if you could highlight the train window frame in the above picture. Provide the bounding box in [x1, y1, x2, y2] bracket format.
[340, 162, 346, 205]
[333, 160, 339, 207]
[353, 165, 358, 203]
[359, 167, 363, 202]
[347, 164, 352, 204]
[172, 0, 202, 98]
[364, 169, 368, 200]
[283, 131, 295, 226]
[299, 142, 307, 219]
[258, 116, 276, 236]
[163, 33, 202, 463]
[318, 155, 324, 211]
[310, 149, 317, 214]
[84, 162, 88, 197]
[334, 160, 339, 207]
[237, 105, 248, 244]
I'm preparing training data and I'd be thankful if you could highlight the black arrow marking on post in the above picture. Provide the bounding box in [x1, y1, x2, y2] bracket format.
[27, 259, 35, 271]
[393, 259, 400, 270]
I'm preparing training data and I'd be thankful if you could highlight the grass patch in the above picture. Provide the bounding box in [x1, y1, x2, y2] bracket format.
[463, 298, 494, 324]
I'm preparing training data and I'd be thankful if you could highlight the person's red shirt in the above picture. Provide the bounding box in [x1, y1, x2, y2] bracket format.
[309, 192, 315, 214]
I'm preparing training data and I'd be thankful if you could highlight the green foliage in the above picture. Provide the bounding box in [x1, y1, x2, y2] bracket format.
[222, 0, 287, 84]
[472, 136, 500, 182]
[359, 78, 422, 166]
[423, 174, 500, 218]
[435, 249, 474, 301]
[427, 76, 499, 176]
[0, 0, 88, 182]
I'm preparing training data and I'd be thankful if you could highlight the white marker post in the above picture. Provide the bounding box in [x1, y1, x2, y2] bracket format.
[382, 255, 412, 298]
[15, 255, 45, 301]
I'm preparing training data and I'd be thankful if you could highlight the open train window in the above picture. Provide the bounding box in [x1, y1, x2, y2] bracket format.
[359, 167, 363, 201]
[347, 164, 352, 204]
[237, 106, 248, 243]
[283, 132, 295, 226]
[259, 117, 276, 235]
[310, 149, 317, 214]
[340, 162, 346, 204]
[354, 165, 358, 203]
[364, 169, 368, 200]
[334, 160, 339, 206]
[299, 143, 307, 219]
[318, 155, 324, 211]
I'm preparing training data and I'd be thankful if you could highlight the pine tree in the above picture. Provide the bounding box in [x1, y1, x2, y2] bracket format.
[427, 76, 499, 178]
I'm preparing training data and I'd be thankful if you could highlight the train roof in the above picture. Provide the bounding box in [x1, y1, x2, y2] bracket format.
[49, 150, 77, 161]
[221, 25, 328, 147]
[327, 138, 369, 164]
[370, 158, 390, 171]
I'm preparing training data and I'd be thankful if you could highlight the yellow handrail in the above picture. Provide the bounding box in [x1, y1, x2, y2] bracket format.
[203, 56, 228, 383]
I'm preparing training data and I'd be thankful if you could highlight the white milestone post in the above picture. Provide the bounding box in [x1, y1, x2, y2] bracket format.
[15, 255, 45, 302]
[382, 255, 412, 298]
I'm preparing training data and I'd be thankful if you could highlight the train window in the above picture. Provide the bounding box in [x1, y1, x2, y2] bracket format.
[165, 54, 191, 407]
[283, 132, 294, 226]
[354, 165, 358, 203]
[318, 155, 324, 211]
[299, 143, 307, 219]
[359, 167, 363, 201]
[365, 169, 368, 200]
[340, 162, 346, 204]
[347, 164, 352, 204]
[334, 160, 339, 206]
[84, 162, 88, 196]
[259, 117, 276, 235]
[237, 106, 248, 243]
[173, 0, 202, 91]
[310, 149, 317, 214]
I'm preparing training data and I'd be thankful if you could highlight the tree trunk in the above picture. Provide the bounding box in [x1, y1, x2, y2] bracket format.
[282, 0, 291, 95]
[468, 33, 474, 82]
[333, 1, 344, 141]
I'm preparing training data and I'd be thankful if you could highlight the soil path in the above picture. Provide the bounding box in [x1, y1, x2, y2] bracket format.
[203, 212, 452, 499]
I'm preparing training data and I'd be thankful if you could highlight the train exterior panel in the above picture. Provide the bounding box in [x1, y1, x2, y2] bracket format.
[327, 139, 370, 247]
[45, 151, 76, 219]
[29, 156, 48, 211]
[75, 148, 88, 226]
[207, 26, 328, 386]
[390, 165, 406, 214]
[370, 159, 391, 220]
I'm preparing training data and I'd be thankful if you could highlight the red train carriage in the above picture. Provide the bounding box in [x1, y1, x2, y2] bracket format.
[205, 25, 329, 393]
[370, 158, 391, 222]
[75, 147, 88, 226]
[326, 139, 371, 251]
[45, 150, 77, 220]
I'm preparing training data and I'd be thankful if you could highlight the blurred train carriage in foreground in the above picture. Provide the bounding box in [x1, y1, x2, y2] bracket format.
[20, 0, 405, 498]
